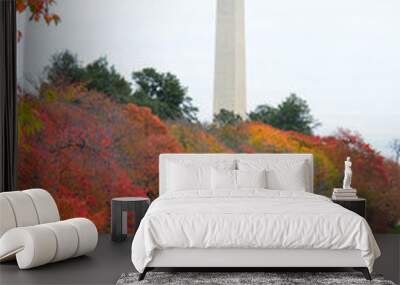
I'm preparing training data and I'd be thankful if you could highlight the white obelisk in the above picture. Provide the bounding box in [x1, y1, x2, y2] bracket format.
[213, 0, 247, 118]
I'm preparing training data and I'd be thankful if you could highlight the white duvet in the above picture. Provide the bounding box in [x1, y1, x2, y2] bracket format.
[131, 190, 380, 273]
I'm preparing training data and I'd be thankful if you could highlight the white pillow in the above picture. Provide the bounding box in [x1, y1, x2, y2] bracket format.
[266, 162, 307, 191]
[236, 169, 267, 189]
[211, 168, 236, 191]
[238, 159, 308, 191]
[167, 162, 211, 192]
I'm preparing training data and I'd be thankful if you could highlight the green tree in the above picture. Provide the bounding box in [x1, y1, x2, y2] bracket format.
[84, 57, 132, 102]
[45, 51, 132, 102]
[131, 68, 198, 122]
[249, 93, 319, 135]
[45, 51, 85, 85]
[212, 109, 243, 127]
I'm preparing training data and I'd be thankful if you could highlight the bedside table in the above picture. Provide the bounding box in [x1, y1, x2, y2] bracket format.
[332, 198, 366, 218]
[111, 197, 150, 242]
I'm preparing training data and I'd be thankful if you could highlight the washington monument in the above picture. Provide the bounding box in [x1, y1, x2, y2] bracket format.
[213, 0, 247, 118]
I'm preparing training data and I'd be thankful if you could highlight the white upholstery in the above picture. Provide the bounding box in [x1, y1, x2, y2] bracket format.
[159, 154, 313, 195]
[0, 189, 98, 269]
[23, 188, 60, 224]
[0, 196, 17, 237]
[66, 218, 98, 257]
[1, 191, 40, 227]
[42, 221, 79, 262]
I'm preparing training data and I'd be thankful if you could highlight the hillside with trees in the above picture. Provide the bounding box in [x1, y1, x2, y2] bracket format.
[16, 52, 400, 232]
[15, 4, 399, 233]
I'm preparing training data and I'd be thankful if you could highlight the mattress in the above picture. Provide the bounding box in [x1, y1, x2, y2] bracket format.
[131, 190, 380, 273]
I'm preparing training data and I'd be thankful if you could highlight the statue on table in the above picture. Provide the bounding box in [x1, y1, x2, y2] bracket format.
[343, 156, 352, 189]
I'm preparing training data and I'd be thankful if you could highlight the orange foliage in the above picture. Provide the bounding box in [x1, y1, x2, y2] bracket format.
[169, 120, 400, 232]
[18, 84, 400, 233]
[17, 0, 60, 25]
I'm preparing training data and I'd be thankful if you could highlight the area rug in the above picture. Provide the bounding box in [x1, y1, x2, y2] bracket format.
[116, 272, 396, 285]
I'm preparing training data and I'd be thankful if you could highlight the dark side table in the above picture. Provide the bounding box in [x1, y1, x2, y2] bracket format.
[332, 198, 366, 218]
[111, 197, 150, 242]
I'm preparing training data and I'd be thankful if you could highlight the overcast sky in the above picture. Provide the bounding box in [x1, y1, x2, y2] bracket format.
[17, 0, 400, 157]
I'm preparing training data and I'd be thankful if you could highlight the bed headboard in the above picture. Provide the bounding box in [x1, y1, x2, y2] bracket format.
[159, 153, 314, 195]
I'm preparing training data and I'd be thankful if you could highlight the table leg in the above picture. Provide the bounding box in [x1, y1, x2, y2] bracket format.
[111, 201, 123, 242]
[121, 210, 127, 240]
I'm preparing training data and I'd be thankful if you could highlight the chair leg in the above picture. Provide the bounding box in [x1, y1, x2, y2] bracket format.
[354, 267, 371, 280]
[138, 268, 148, 281]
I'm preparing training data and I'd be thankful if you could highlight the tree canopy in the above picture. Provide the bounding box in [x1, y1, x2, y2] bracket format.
[131, 68, 198, 122]
[84, 57, 133, 102]
[44, 52, 198, 121]
[249, 93, 320, 135]
[45, 51, 132, 102]
[212, 109, 243, 127]
[45, 51, 85, 85]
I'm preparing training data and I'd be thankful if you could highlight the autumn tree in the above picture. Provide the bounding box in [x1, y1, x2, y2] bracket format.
[18, 84, 181, 231]
[169, 121, 231, 153]
[16, 0, 60, 40]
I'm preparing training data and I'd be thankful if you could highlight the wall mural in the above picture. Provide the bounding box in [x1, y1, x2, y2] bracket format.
[16, 0, 400, 233]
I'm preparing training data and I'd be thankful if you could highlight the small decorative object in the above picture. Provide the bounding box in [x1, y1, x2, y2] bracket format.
[332, 156, 358, 200]
[343, 156, 352, 189]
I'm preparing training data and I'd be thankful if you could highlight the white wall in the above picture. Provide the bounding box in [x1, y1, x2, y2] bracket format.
[16, 0, 400, 157]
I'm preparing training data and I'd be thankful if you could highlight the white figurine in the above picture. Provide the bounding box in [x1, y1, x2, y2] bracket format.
[343, 156, 352, 189]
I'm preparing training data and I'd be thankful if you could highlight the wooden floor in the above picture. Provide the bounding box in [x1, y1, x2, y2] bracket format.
[0, 234, 398, 285]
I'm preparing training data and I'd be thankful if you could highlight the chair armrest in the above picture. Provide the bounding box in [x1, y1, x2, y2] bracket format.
[0, 218, 98, 269]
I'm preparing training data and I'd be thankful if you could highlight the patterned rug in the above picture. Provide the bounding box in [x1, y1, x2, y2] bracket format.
[116, 271, 396, 285]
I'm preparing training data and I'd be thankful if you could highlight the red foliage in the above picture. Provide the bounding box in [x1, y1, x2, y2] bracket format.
[17, 0, 60, 24]
[17, 85, 180, 231]
[18, 85, 400, 233]
[16, 0, 59, 41]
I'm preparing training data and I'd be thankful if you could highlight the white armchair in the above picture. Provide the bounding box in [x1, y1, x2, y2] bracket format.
[0, 189, 98, 269]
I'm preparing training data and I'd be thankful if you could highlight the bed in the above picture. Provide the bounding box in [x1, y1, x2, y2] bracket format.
[131, 153, 380, 280]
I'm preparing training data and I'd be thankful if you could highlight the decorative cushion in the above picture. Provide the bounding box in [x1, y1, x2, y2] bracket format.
[266, 162, 307, 191]
[166, 162, 212, 191]
[211, 168, 236, 191]
[238, 159, 308, 191]
[236, 169, 267, 189]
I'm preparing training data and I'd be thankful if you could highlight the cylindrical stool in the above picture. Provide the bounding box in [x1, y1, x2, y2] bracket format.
[111, 197, 150, 242]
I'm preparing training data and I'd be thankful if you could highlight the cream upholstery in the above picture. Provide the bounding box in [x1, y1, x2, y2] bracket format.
[0, 189, 98, 269]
